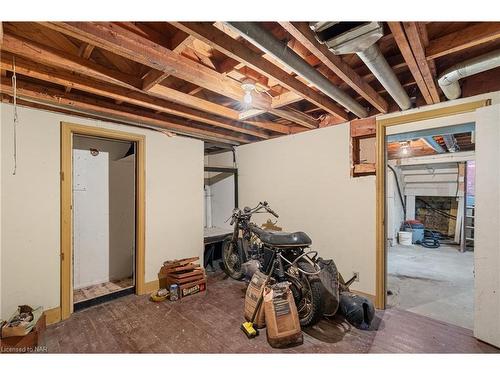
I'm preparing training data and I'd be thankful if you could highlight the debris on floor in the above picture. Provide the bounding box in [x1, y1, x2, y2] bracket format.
[158, 256, 207, 300]
[0, 306, 46, 352]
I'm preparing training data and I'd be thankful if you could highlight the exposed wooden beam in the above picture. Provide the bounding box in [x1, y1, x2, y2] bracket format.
[268, 108, 317, 129]
[388, 22, 434, 105]
[66, 42, 96, 93]
[350, 117, 376, 137]
[142, 32, 195, 91]
[403, 22, 440, 103]
[172, 22, 347, 121]
[1, 33, 287, 135]
[426, 22, 500, 60]
[1, 32, 143, 89]
[0, 54, 271, 139]
[279, 22, 389, 114]
[1, 77, 253, 144]
[41, 22, 272, 110]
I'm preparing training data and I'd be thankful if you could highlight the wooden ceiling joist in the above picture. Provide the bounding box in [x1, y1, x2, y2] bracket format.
[279, 22, 389, 114]
[41, 22, 273, 109]
[403, 22, 440, 103]
[426, 22, 500, 60]
[0, 54, 271, 140]
[388, 22, 436, 105]
[0, 77, 254, 144]
[1, 33, 143, 89]
[171, 22, 348, 121]
[42, 22, 317, 129]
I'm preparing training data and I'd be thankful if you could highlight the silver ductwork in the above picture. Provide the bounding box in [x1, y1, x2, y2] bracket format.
[226, 22, 368, 118]
[438, 49, 500, 100]
[310, 22, 412, 111]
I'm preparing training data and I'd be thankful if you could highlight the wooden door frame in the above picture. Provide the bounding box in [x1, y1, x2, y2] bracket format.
[60, 122, 146, 320]
[375, 100, 490, 309]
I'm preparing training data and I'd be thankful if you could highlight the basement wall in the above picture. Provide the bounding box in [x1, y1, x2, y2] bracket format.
[236, 123, 377, 295]
[0, 103, 204, 318]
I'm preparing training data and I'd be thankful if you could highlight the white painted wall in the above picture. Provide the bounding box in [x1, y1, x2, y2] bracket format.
[237, 124, 376, 295]
[0, 103, 204, 317]
[474, 103, 500, 347]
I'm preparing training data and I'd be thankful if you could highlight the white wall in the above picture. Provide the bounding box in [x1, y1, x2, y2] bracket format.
[237, 124, 376, 295]
[474, 103, 500, 347]
[0, 103, 204, 317]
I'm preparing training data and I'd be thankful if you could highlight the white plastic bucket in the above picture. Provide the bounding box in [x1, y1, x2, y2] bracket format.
[398, 231, 413, 246]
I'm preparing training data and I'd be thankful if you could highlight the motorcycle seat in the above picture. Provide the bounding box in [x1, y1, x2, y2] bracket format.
[252, 226, 312, 247]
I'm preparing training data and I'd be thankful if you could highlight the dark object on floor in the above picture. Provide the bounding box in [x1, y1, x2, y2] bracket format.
[418, 229, 441, 248]
[317, 257, 340, 316]
[339, 292, 375, 330]
[264, 282, 303, 348]
[387, 290, 393, 296]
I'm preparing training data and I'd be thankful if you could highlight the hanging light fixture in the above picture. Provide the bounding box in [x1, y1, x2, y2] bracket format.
[241, 79, 256, 106]
[399, 141, 411, 155]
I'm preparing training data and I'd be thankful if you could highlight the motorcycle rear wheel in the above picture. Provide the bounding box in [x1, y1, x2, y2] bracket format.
[289, 260, 324, 327]
[222, 237, 244, 280]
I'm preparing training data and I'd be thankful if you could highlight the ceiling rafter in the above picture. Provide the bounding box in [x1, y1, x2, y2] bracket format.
[403, 22, 440, 103]
[41, 22, 273, 109]
[0, 53, 273, 140]
[279, 22, 389, 114]
[388, 22, 435, 105]
[171, 22, 348, 121]
[2, 30, 289, 137]
[1, 77, 254, 144]
[426, 22, 500, 60]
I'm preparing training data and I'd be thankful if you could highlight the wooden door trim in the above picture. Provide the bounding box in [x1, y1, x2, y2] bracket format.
[60, 122, 146, 320]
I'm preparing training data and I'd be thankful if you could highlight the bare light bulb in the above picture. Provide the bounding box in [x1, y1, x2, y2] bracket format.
[243, 91, 253, 105]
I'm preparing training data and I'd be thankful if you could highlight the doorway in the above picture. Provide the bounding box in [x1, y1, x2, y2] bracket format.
[60, 123, 146, 320]
[72, 135, 136, 310]
[384, 125, 475, 329]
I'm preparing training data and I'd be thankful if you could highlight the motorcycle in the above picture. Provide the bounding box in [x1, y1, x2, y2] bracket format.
[222, 201, 324, 327]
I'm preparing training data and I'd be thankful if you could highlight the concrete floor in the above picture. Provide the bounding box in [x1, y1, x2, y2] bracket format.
[387, 243, 474, 329]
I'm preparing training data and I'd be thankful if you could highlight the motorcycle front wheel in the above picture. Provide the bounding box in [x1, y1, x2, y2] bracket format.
[222, 237, 244, 280]
[288, 260, 324, 327]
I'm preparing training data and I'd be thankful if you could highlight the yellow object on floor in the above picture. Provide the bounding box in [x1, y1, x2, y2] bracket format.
[240, 321, 258, 338]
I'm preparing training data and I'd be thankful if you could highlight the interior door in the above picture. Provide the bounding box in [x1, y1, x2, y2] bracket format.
[474, 104, 500, 347]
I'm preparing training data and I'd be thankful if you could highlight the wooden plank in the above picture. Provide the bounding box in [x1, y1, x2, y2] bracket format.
[426, 22, 500, 60]
[268, 108, 317, 129]
[42, 22, 272, 110]
[279, 22, 388, 113]
[142, 33, 194, 91]
[1, 32, 142, 89]
[0, 54, 269, 139]
[0, 77, 253, 144]
[350, 117, 376, 137]
[403, 22, 440, 104]
[388, 22, 434, 105]
[354, 163, 376, 174]
[172, 22, 347, 121]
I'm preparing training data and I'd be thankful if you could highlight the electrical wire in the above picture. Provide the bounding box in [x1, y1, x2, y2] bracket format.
[12, 56, 19, 176]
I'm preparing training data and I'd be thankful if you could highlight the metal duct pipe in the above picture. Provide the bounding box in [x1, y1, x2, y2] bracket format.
[442, 134, 459, 152]
[438, 49, 500, 100]
[358, 45, 412, 110]
[226, 22, 368, 118]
